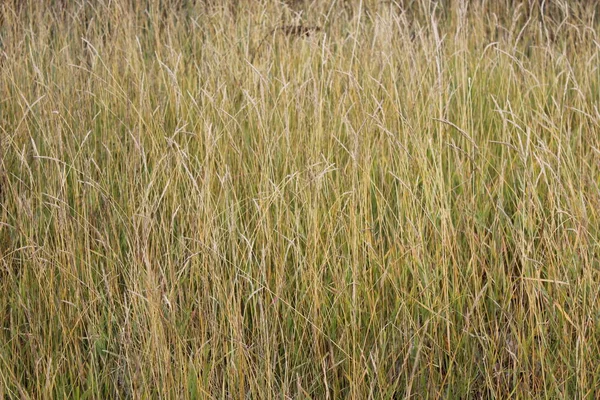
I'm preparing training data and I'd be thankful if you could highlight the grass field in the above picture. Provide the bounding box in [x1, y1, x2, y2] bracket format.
[2, 0, 600, 398]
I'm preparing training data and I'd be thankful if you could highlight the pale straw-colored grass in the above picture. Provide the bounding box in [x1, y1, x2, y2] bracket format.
[1, 1, 600, 398]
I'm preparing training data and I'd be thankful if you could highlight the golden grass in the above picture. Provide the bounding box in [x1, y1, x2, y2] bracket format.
[1, 0, 600, 398]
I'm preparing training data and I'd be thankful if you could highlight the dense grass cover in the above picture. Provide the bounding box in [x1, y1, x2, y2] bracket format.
[2, 0, 600, 398]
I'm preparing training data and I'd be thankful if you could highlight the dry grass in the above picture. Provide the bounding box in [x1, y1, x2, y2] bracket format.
[2, 0, 600, 398]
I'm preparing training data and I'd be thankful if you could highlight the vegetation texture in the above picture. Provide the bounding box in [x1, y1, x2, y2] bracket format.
[2, 0, 600, 398]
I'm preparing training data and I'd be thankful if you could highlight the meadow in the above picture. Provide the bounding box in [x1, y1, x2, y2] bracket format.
[2, 0, 600, 398]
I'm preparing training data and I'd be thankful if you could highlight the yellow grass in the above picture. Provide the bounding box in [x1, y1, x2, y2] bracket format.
[1, 0, 600, 398]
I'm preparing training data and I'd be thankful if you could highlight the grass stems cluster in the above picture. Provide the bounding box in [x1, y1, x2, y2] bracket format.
[1, 0, 600, 398]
